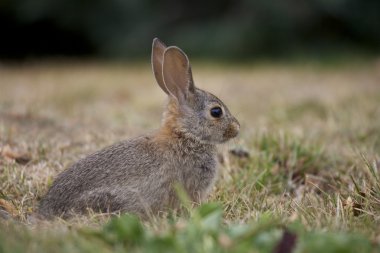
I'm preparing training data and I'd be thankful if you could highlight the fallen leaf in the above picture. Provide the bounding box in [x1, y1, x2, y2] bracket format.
[218, 233, 232, 249]
[15, 155, 32, 165]
[1, 145, 31, 165]
[229, 148, 250, 158]
[273, 229, 297, 253]
[0, 199, 18, 218]
[343, 196, 363, 216]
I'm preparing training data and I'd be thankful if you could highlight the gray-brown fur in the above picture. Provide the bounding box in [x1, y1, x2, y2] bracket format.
[38, 38, 239, 219]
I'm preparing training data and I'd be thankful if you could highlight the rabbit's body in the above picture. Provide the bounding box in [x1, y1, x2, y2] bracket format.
[39, 128, 216, 218]
[38, 39, 239, 218]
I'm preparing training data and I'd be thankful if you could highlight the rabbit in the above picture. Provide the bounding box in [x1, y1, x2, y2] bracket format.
[38, 38, 240, 219]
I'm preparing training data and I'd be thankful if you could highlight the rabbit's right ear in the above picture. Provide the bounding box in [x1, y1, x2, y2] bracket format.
[152, 38, 170, 94]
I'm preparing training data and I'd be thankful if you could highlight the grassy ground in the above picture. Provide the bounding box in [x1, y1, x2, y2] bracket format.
[0, 60, 380, 252]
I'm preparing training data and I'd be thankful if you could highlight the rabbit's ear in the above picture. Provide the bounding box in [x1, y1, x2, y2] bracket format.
[151, 38, 169, 94]
[162, 46, 195, 102]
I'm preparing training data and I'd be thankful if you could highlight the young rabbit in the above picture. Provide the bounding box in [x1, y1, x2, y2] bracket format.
[38, 38, 240, 219]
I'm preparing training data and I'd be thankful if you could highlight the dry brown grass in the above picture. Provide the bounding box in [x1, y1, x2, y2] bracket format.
[0, 60, 380, 243]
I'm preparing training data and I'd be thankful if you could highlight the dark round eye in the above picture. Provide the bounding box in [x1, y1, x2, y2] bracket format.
[210, 106, 223, 118]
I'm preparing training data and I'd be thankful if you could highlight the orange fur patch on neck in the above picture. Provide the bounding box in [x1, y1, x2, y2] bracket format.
[154, 98, 183, 142]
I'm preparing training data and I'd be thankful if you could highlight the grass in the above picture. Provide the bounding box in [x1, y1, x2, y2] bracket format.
[0, 59, 380, 252]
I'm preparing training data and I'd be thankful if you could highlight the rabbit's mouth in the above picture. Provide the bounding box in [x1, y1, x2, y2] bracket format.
[223, 121, 240, 140]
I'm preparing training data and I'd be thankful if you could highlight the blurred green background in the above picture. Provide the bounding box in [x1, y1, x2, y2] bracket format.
[1, 0, 379, 60]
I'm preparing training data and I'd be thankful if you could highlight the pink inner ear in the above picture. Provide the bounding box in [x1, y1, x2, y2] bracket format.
[162, 46, 194, 102]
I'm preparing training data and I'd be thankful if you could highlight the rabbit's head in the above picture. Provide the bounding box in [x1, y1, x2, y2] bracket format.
[152, 38, 239, 144]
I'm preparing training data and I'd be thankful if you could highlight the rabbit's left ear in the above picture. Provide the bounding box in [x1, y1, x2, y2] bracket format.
[162, 46, 195, 102]
[152, 38, 170, 95]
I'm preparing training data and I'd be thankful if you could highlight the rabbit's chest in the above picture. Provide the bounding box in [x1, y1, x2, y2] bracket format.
[178, 153, 217, 200]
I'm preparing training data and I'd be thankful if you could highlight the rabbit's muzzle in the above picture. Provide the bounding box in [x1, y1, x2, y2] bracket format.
[223, 119, 240, 140]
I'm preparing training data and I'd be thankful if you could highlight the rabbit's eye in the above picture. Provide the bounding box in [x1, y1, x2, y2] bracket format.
[210, 106, 223, 118]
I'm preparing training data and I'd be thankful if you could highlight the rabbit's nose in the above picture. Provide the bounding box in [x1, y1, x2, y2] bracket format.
[231, 119, 240, 135]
